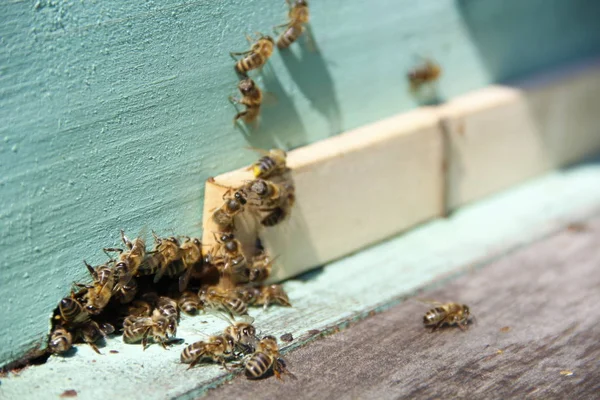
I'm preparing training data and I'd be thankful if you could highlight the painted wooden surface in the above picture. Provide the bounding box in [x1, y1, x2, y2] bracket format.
[1, 162, 600, 399]
[203, 61, 600, 281]
[202, 108, 444, 282]
[208, 214, 600, 400]
[2, 0, 600, 366]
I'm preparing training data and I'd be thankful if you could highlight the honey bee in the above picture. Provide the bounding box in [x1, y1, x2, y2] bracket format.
[211, 190, 247, 232]
[156, 296, 179, 337]
[57, 292, 90, 327]
[233, 285, 261, 305]
[48, 326, 73, 354]
[77, 260, 115, 314]
[248, 251, 275, 283]
[256, 284, 292, 309]
[244, 336, 295, 380]
[142, 232, 182, 284]
[104, 230, 147, 292]
[229, 78, 264, 126]
[231, 33, 275, 76]
[126, 300, 153, 317]
[244, 179, 295, 227]
[77, 321, 114, 354]
[199, 285, 248, 319]
[113, 277, 138, 304]
[178, 291, 202, 316]
[123, 312, 173, 349]
[208, 233, 249, 282]
[274, 0, 310, 49]
[223, 319, 258, 355]
[422, 301, 471, 331]
[247, 148, 288, 179]
[178, 236, 203, 292]
[180, 334, 236, 369]
[407, 59, 442, 92]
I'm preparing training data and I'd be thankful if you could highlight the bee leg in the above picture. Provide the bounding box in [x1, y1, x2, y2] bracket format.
[103, 247, 123, 257]
[457, 321, 468, 331]
[120, 230, 133, 249]
[230, 50, 251, 60]
[87, 341, 101, 355]
[233, 111, 248, 125]
[273, 23, 290, 34]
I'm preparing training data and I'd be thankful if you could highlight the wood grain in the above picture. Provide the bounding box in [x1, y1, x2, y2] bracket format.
[205, 215, 600, 399]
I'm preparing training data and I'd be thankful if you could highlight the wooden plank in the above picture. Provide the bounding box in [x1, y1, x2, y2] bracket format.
[204, 214, 600, 399]
[441, 63, 600, 209]
[3, 162, 596, 399]
[202, 108, 445, 282]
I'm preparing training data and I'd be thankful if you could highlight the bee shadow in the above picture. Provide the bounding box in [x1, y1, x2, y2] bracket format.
[278, 25, 342, 137]
[235, 67, 309, 150]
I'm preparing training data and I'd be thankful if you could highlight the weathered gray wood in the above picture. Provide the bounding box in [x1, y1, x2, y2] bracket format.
[205, 215, 600, 399]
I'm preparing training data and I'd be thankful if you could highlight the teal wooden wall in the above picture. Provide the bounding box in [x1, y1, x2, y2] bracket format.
[1, 0, 599, 365]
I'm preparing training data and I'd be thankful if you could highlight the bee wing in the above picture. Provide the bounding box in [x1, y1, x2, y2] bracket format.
[245, 146, 270, 156]
[178, 266, 194, 293]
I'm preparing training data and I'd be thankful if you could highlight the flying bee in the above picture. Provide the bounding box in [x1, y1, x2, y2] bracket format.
[407, 59, 442, 92]
[48, 326, 73, 354]
[244, 335, 296, 380]
[104, 230, 147, 293]
[76, 260, 115, 314]
[211, 189, 247, 232]
[231, 33, 274, 76]
[140, 232, 182, 284]
[114, 277, 138, 304]
[199, 285, 248, 319]
[274, 0, 310, 49]
[229, 78, 264, 126]
[422, 301, 472, 331]
[247, 148, 288, 179]
[180, 334, 236, 369]
[256, 284, 292, 309]
[178, 236, 203, 292]
[178, 291, 202, 316]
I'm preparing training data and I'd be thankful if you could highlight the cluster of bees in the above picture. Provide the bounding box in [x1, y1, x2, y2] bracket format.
[47, 148, 296, 380]
[229, 0, 310, 126]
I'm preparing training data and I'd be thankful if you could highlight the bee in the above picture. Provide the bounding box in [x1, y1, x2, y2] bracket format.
[178, 236, 203, 292]
[114, 277, 138, 304]
[141, 232, 182, 284]
[230, 33, 275, 76]
[245, 179, 295, 227]
[104, 230, 147, 292]
[256, 284, 292, 309]
[248, 148, 288, 179]
[156, 296, 179, 337]
[77, 260, 115, 314]
[208, 233, 249, 282]
[223, 319, 258, 355]
[122, 312, 172, 349]
[244, 336, 295, 380]
[422, 301, 472, 331]
[211, 190, 247, 232]
[77, 321, 114, 354]
[178, 291, 202, 316]
[48, 326, 73, 354]
[407, 59, 442, 92]
[229, 78, 264, 126]
[199, 285, 248, 319]
[180, 334, 236, 369]
[248, 251, 275, 283]
[57, 292, 90, 327]
[126, 300, 153, 317]
[274, 0, 310, 49]
[233, 285, 261, 305]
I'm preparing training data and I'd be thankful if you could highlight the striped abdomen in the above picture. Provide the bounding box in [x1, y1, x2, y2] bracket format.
[245, 352, 274, 379]
[277, 24, 304, 49]
[59, 297, 89, 325]
[235, 53, 267, 74]
[178, 291, 201, 315]
[49, 326, 73, 354]
[423, 307, 446, 326]
[181, 341, 208, 363]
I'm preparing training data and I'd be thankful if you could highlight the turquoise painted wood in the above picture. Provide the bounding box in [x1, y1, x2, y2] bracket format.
[1, 0, 600, 366]
[1, 162, 600, 399]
